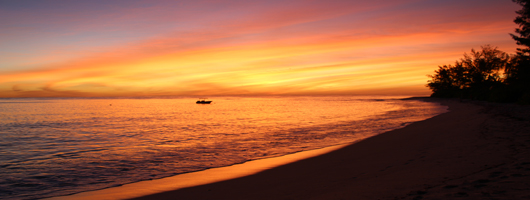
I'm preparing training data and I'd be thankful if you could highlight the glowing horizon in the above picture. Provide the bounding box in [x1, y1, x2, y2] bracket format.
[0, 0, 521, 98]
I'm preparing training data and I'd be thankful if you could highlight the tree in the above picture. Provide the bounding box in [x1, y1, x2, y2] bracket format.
[427, 1, 530, 103]
[427, 46, 510, 100]
[511, 0, 530, 55]
[510, 0, 530, 103]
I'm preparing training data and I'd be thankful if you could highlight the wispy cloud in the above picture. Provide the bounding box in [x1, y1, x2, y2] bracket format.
[0, 0, 520, 97]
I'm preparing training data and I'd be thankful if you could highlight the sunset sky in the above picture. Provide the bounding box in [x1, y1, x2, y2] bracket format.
[0, 0, 521, 97]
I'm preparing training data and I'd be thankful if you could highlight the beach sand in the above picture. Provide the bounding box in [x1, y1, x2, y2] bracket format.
[127, 98, 530, 200]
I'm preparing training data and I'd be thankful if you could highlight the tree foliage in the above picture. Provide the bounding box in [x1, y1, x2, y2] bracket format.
[511, 0, 530, 55]
[427, 46, 511, 101]
[427, 1, 530, 104]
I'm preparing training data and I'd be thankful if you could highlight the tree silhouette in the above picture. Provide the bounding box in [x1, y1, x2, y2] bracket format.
[510, 0, 530, 103]
[427, 65, 466, 98]
[427, 1, 530, 103]
[427, 46, 510, 101]
[511, 0, 530, 55]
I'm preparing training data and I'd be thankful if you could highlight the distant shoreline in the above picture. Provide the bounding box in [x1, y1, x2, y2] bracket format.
[0, 95, 422, 99]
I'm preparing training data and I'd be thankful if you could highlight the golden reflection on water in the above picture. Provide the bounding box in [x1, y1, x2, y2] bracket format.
[0, 96, 446, 200]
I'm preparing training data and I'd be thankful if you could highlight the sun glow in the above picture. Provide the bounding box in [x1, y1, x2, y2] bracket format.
[0, 0, 519, 97]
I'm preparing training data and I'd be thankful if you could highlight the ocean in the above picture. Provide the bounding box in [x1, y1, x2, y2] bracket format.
[0, 96, 447, 200]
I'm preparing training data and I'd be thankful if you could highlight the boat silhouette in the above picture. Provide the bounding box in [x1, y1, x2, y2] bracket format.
[196, 99, 212, 104]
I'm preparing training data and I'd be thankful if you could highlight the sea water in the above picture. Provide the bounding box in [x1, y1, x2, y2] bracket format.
[0, 96, 446, 200]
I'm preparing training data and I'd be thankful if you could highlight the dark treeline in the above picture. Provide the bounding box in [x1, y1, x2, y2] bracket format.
[427, 0, 530, 104]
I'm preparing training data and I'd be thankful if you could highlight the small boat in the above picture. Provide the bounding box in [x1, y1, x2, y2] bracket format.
[196, 99, 212, 104]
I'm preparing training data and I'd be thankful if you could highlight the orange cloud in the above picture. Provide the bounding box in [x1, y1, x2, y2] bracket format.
[0, 0, 520, 97]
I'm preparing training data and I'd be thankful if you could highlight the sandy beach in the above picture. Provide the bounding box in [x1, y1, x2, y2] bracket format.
[126, 98, 530, 200]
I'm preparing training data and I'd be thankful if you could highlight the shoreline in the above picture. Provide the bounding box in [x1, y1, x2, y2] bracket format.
[45, 144, 348, 200]
[126, 98, 529, 199]
[42, 97, 443, 200]
[45, 98, 530, 199]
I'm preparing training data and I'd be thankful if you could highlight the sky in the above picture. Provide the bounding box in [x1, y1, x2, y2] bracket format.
[0, 0, 522, 97]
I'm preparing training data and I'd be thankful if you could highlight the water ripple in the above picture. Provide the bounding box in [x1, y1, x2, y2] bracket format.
[0, 97, 446, 200]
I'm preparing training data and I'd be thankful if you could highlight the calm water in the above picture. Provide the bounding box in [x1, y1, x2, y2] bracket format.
[0, 96, 446, 200]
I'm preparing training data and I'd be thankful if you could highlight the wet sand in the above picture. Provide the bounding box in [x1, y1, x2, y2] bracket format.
[46, 144, 347, 200]
[128, 98, 530, 200]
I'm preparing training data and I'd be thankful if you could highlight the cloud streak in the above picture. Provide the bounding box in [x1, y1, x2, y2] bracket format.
[0, 0, 520, 97]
